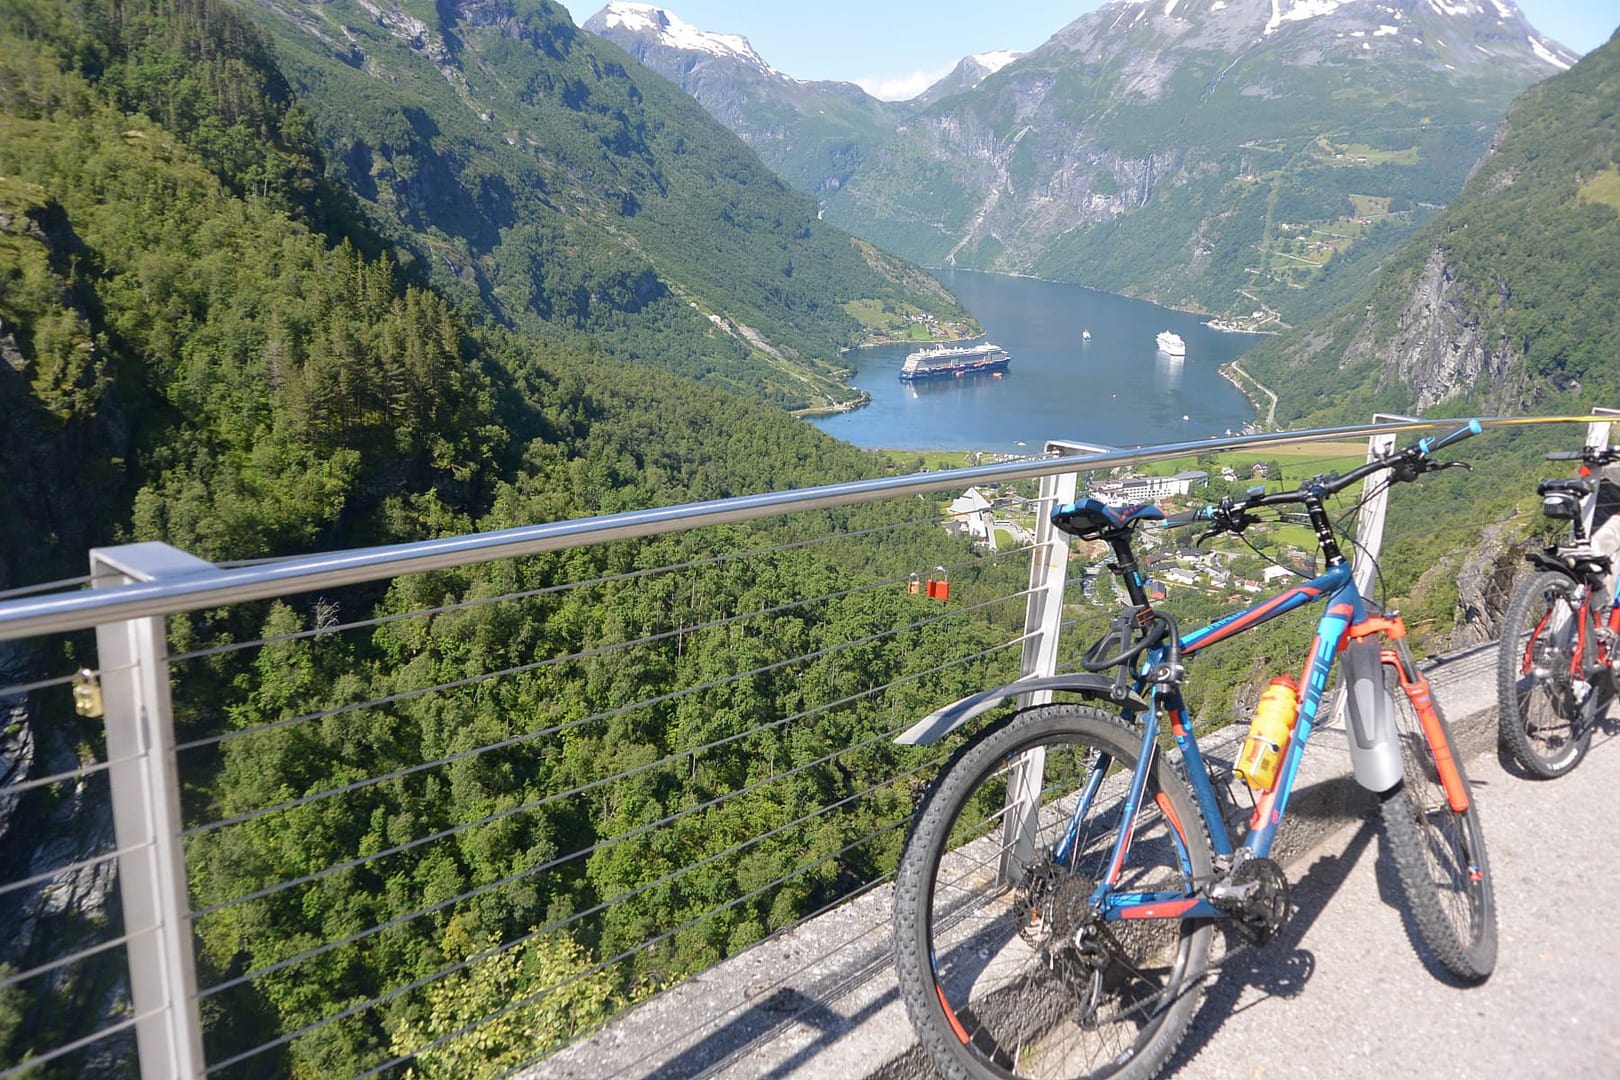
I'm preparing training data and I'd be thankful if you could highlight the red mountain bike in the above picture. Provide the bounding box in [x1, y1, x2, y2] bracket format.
[1496, 444, 1620, 778]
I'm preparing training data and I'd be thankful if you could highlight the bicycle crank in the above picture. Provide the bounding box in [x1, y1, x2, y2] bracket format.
[1210, 856, 1291, 945]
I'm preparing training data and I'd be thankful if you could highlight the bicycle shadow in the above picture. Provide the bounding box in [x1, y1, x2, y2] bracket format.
[1164, 817, 1380, 1073]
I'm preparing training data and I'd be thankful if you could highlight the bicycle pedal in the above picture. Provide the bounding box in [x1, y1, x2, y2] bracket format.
[1210, 857, 1291, 944]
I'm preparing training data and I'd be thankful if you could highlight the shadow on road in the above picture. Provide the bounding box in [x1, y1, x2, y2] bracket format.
[1164, 818, 1380, 1073]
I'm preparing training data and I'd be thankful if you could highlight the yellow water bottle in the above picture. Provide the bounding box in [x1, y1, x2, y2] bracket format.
[1234, 675, 1300, 793]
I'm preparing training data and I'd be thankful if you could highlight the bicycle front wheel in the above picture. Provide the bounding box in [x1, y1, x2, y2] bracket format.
[893, 703, 1214, 1080]
[1378, 670, 1497, 982]
[1495, 569, 1595, 778]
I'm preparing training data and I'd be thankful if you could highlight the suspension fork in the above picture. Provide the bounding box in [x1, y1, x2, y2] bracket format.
[1350, 616, 1470, 813]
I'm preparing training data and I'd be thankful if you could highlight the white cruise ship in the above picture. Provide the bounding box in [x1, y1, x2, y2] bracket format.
[1156, 330, 1186, 357]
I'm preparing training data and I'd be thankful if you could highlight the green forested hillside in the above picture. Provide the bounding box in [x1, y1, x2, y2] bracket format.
[233, 0, 975, 409]
[0, 5, 1013, 1077]
[1241, 29, 1620, 426]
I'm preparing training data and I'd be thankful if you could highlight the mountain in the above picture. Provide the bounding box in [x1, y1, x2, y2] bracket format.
[1, 3, 994, 1072]
[1241, 27, 1620, 424]
[580, 1, 1578, 328]
[226, 0, 976, 411]
[582, 2, 907, 198]
[914, 50, 1023, 107]
[764, 0, 1572, 329]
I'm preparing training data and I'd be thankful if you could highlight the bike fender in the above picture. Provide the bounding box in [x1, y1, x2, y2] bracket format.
[1340, 638, 1405, 793]
[893, 674, 1148, 746]
[1524, 551, 1582, 578]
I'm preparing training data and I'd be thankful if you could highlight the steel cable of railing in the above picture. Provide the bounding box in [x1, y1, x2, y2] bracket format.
[189, 635, 1024, 923]
[0, 926, 154, 991]
[0, 576, 94, 602]
[493, 870, 902, 1080]
[168, 513, 955, 664]
[0, 845, 147, 901]
[174, 546, 1030, 757]
[1, 757, 117, 798]
[0, 1009, 154, 1080]
[180, 585, 1035, 839]
[192, 651, 1007, 1003]
[367, 769, 945, 1080]
[0, 666, 124, 697]
[350, 818, 915, 1080]
[207, 807, 919, 1078]
[193, 622, 1032, 1068]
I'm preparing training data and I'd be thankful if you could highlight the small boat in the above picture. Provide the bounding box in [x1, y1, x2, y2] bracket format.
[1156, 330, 1186, 357]
[898, 341, 1012, 381]
[1082, 329, 1092, 341]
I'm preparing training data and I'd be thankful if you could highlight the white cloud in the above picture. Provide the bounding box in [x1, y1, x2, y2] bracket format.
[854, 64, 957, 101]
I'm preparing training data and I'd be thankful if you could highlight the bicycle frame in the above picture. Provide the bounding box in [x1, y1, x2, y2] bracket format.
[1516, 559, 1620, 685]
[1069, 559, 1468, 923]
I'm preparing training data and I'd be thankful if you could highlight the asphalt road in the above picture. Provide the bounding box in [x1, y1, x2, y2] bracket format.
[1168, 724, 1620, 1080]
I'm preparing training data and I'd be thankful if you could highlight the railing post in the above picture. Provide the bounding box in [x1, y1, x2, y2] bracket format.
[999, 446, 1101, 883]
[1585, 407, 1620, 450]
[90, 542, 215, 1079]
[1352, 414, 1419, 603]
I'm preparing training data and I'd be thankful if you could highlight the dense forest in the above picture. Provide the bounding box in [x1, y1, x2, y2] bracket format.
[0, 3, 1013, 1077]
[2, 4, 1616, 1078]
[234, 0, 977, 410]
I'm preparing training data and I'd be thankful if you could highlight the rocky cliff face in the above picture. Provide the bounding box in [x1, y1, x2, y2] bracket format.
[1342, 242, 1535, 412]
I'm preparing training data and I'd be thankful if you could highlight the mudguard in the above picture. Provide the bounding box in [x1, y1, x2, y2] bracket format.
[1526, 549, 1605, 580]
[1340, 638, 1405, 793]
[893, 674, 1149, 746]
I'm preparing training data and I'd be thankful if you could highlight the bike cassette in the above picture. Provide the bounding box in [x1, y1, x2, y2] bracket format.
[1212, 857, 1291, 945]
[1013, 861, 1094, 949]
[1012, 862, 1108, 1018]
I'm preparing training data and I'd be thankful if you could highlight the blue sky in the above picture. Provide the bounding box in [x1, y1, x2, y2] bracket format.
[554, 1, 1617, 99]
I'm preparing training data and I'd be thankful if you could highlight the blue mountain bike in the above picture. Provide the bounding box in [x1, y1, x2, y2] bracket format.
[892, 423, 1496, 1080]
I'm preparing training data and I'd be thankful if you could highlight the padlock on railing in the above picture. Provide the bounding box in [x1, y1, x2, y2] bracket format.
[906, 571, 922, 595]
[926, 566, 949, 601]
[72, 668, 104, 718]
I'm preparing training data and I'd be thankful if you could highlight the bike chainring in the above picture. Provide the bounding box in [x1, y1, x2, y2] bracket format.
[1229, 856, 1291, 945]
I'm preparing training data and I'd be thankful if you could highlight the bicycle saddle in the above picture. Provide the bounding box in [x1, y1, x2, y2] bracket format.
[1537, 477, 1593, 497]
[1051, 498, 1164, 540]
[1538, 478, 1590, 521]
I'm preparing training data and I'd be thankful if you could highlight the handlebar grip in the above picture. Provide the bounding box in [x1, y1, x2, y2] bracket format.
[1163, 507, 1210, 528]
[1416, 419, 1482, 455]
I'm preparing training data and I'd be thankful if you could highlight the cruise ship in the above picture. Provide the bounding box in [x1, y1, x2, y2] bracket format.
[1156, 330, 1186, 357]
[897, 341, 1011, 381]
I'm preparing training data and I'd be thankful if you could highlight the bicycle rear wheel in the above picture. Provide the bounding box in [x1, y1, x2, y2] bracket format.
[893, 703, 1214, 1080]
[1378, 669, 1497, 982]
[1495, 569, 1595, 778]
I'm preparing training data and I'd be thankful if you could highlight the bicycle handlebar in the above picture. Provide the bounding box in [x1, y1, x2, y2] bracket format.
[1547, 445, 1620, 465]
[1169, 420, 1481, 540]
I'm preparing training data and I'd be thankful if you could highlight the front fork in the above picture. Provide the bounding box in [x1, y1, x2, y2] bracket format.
[1343, 617, 1470, 813]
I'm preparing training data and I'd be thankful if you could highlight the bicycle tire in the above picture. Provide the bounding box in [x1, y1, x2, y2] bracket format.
[893, 703, 1214, 1080]
[1495, 569, 1595, 778]
[1377, 670, 1497, 982]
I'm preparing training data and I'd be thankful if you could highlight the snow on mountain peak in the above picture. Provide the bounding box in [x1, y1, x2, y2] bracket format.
[599, 3, 771, 70]
[971, 50, 1021, 75]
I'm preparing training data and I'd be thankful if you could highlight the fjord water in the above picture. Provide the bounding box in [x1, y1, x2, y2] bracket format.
[809, 269, 1262, 452]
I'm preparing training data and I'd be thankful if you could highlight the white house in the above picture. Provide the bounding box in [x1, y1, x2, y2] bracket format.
[1116, 470, 1210, 502]
[947, 487, 995, 542]
[1261, 564, 1295, 585]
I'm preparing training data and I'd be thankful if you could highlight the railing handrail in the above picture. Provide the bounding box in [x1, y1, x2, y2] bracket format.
[0, 416, 1573, 640]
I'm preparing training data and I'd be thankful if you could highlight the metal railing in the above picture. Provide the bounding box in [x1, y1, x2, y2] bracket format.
[0, 413, 1606, 1078]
